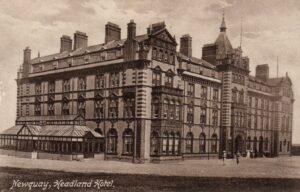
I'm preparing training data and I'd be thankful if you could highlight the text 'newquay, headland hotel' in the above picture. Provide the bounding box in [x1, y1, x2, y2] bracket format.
[0, 14, 294, 163]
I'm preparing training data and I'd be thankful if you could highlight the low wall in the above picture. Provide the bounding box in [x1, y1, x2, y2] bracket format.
[151, 155, 183, 163]
[0, 149, 36, 159]
[37, 152, 73, 161]
[183, 153, 219, 160]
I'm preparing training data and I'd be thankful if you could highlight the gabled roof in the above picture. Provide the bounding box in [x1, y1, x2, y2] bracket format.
[267, 77, 288, 86]
[0, 125, 41, 135]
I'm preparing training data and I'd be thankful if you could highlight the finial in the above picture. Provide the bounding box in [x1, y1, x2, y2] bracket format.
[38, 51, 40, 58]
[220, 10, 227, 32]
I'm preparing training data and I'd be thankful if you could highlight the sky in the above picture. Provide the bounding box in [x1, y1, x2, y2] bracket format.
[0, 0, 299, 143]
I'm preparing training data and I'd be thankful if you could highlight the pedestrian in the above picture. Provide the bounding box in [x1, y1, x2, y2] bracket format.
[222, 150, 226, 166]
[236, 152, 240, 165]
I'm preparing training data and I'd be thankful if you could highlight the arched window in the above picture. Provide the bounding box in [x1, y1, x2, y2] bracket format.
[169, 132, 175, 154]
[211, 134, 218, 153]
[169, 100, 175, 120]
[247, 136, 251, 150]
[186, 132, 193, 153]
[199, 133, 206, 153]
[150, 131, 159, 156]
[174, 132, 180, 154]
[123, 129, 134, 155]
[152, 70, 161, 86]
[175, 101, 180, 120]
[107, 129, 118, 154]
[264, 137, 268, 151]
[152, 97, 160, 119]
[163, 99, 169, 119]
[162, 132, 168, 155]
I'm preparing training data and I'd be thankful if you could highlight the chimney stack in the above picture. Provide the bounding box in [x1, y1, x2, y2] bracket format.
[60, 35, 72, 52]
[73, 31, 88, 50]
[255, 64, 269, 82]
[105, 22, 121, 43]
[180, 34, 192, 58]
[124, 20, 137, 61]
[127, 19, 136, 40]
[23, 47, 31, 77]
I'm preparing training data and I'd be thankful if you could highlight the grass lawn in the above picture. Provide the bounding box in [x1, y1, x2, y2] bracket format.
[0, 167, 300, 192]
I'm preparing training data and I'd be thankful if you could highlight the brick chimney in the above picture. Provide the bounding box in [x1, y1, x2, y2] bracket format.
[60, 35, 72, 52]
[124, 20, 137, 61]
[127, 19, 136, 40]
[255, 64, 269, 82]
[105, 22, 121, 43]
[73, 31, 88, 50]
[23, 47, 31, 77]
[180, 34, 192, 58]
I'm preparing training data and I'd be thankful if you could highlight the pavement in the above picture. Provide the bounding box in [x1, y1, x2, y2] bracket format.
[0, 155, 300, 178]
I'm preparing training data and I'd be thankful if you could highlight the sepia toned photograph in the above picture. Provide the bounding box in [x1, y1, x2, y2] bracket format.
[0, 0, 299, 191]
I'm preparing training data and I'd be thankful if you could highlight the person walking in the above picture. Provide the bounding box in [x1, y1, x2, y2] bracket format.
[222, 150, 226, 166]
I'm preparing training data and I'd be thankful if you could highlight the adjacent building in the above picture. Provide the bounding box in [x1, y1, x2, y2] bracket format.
[0, 15, 294, 162]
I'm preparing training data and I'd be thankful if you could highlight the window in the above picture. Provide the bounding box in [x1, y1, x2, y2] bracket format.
[152, 71, 161, 86]
[187, 104, 194, 124]
[168, 100, 175, 119]
[174, 133, 180, 154]
[255, 98, 258, 108]
[78, 77, 86, 91]
[110, 72, 119, 88]
[239, 90, 244, 104]
[185, 132, 193, 153]
[152, 98, 159, 119]
[211, 134, 218, 153]
[162, 132, 168, 155]
[123, 129, 133, 155]
[150, 131, 160, 156]
[248, 115, 252, 128]
[35, 83, 41, 95]
[287, 141, 290, 152]
[169, 132, 174, 154]
[95, 99, 105, 118]
[175, 101, 180, 120]
[48, 101, 55, 116]
[48, 81, 55, 93]
[34, 102, 41, 116]
[264, 138, 269, 151]
[253, 137, 257, 151]
[163, 99, 169, 119]
[165, 73, 173, 87]
[124, 97, 135, 118]
[200, 108, 206, 125]
[62, 99, 70, 115]
[187, 83, 194, 97]
[63, 79, 70, 92]
[254, 115, 257, 129]
[249, 96, 252, 107]
[109, 98, 118, 118]
[213, 89, 218, 100]
[95, 74, 105, 89]
[199, 133, 206, 153]
[107, 129, 118, 154]
[152, 47, 157, 59]
[201, 86, 207, 99]
[78, 99, 86, 117]
[212, 109, 218, 127]
[232, 89, 237, 103]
